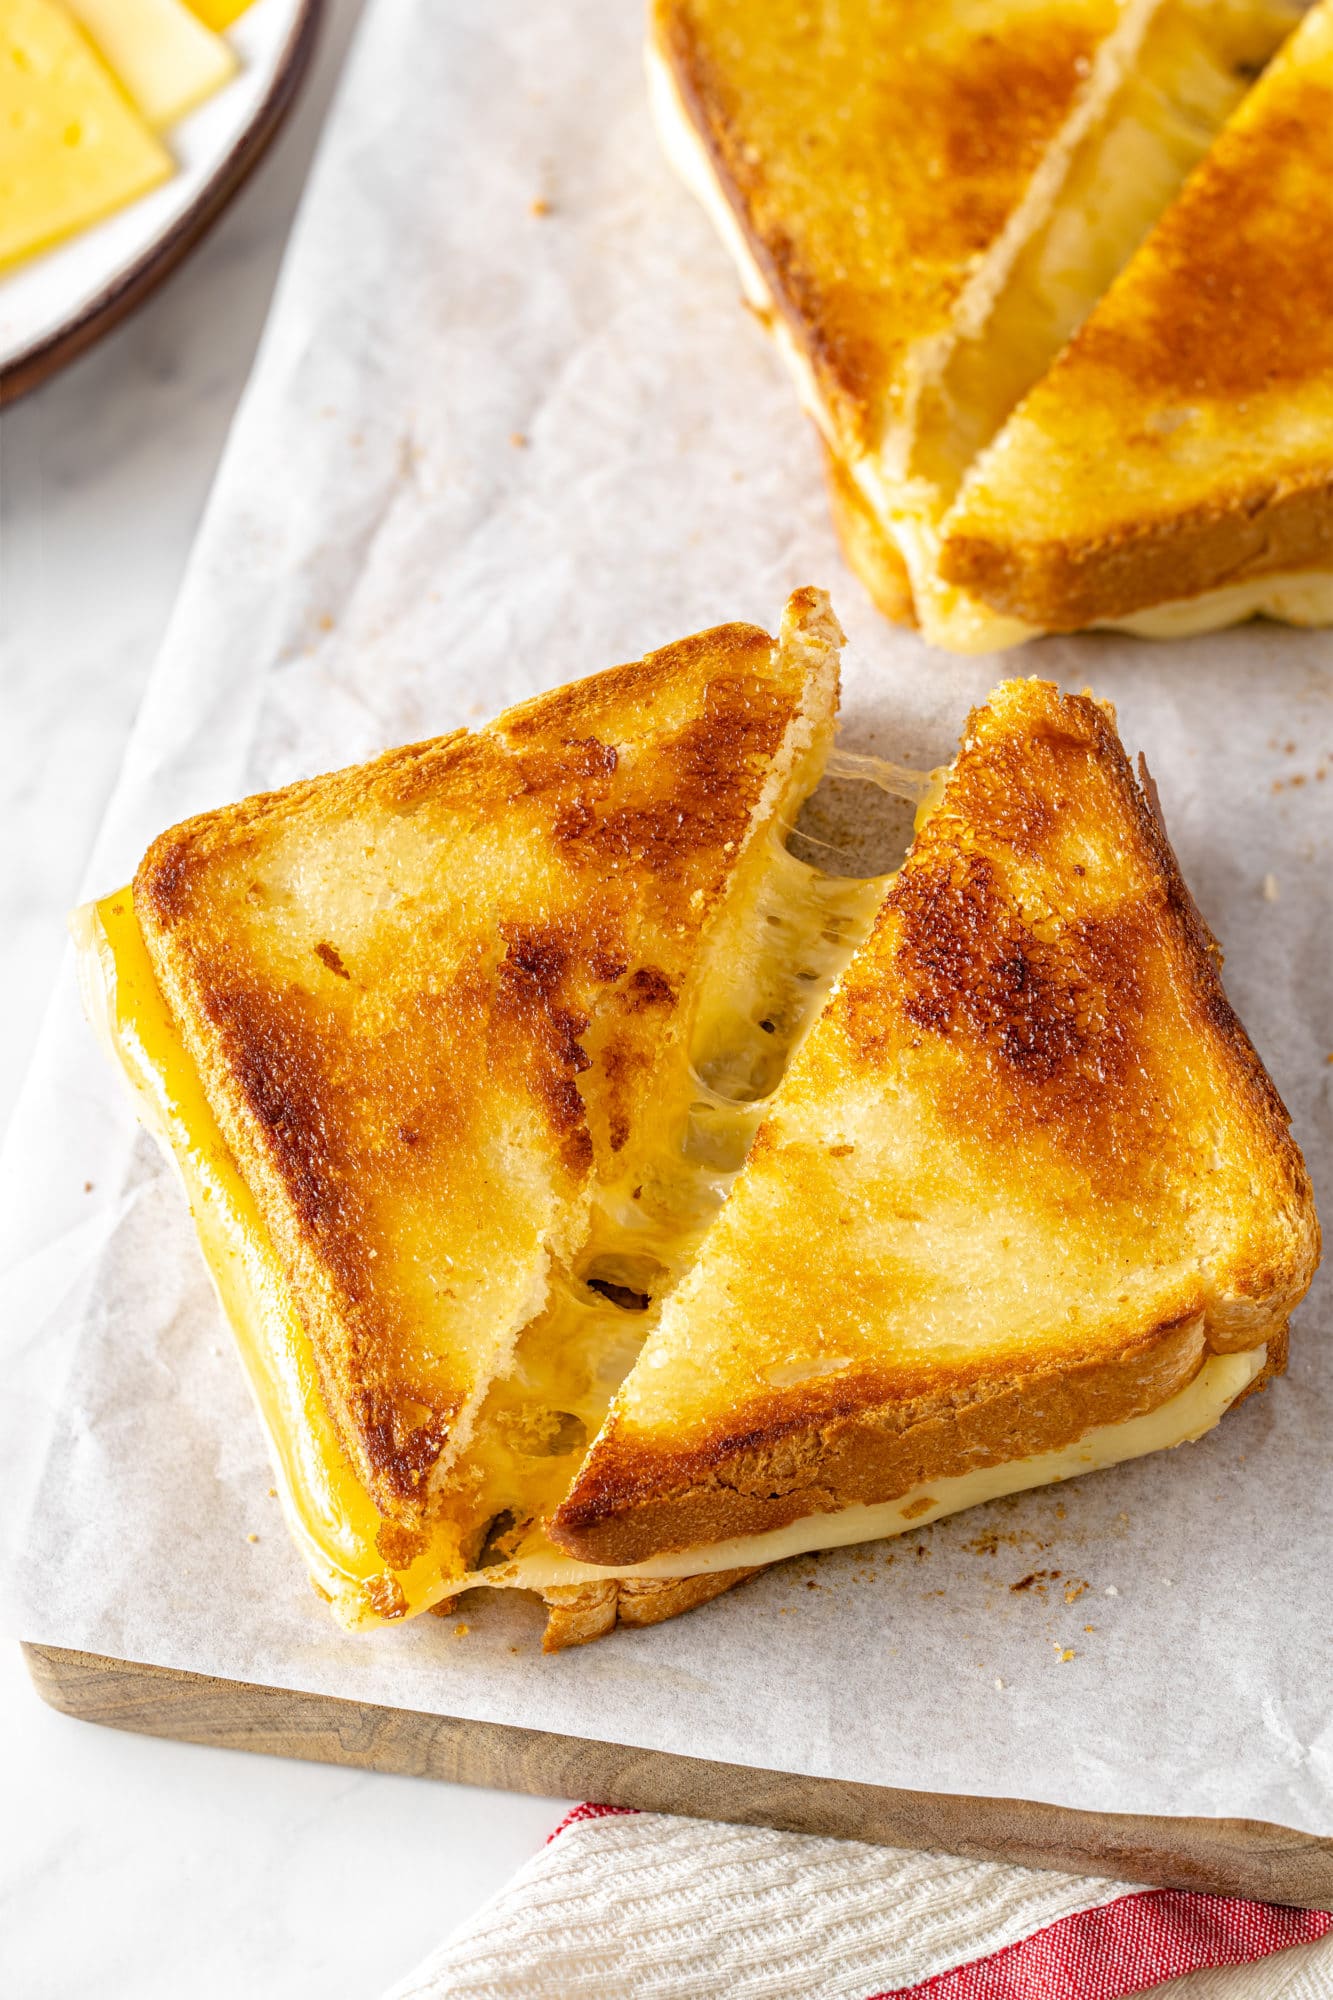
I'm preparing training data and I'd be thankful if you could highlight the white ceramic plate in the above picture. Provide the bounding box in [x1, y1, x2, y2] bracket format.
[0, 0, 319, 400]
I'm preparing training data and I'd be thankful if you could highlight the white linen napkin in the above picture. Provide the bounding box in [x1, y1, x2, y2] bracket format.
[377, 1806, 1333, 1999]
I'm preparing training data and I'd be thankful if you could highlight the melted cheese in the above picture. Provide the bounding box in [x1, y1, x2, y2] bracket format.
[0, 0, 172, 271]
[1107, 570, 1333, 638]
[64, 0, 235, 129]
[76, 755, 1257, 1629]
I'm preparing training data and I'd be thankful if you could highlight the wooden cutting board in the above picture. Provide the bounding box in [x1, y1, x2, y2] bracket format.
[25, 1642, 1333, 1909]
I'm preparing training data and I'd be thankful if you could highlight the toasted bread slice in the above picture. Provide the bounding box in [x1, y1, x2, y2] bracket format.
[133, 591, 841, 1532]
[652, 0, 1163, 466]
[651, 0, 1301, 647]
[550, 681, 1319, 1567]
[940, 0, 1333, 631]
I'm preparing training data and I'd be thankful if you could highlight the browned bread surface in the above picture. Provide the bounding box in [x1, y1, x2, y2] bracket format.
[940, 0, 1333, 625]
[551, 681, 1319, 1566]
[654, 0, 1128, 457]
[135, 595, 839, 1528]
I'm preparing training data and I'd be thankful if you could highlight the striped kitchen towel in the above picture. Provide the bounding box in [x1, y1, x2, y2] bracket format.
[379, 1804, 1332, 1999]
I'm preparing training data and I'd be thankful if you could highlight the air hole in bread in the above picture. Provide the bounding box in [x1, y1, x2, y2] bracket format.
[582, 1251, 668, 1312]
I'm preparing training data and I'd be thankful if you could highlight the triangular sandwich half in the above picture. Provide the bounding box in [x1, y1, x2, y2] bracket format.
[649, 0, 1303, 648]
[939, 0, 1333, 642]
[550, 679, 1318, 1571]
[79, 592, 856, 1627]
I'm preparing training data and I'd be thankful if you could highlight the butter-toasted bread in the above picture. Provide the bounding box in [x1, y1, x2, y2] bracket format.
[134, 592, 841, 1531]
[940, 0, 1333, 631]
[550, 681, 1318, 1567]
[651, 0, 1301, 649]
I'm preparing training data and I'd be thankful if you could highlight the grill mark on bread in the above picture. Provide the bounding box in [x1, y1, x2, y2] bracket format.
[624, 965, 676, 1010]
[314, 941, 351, 979]
[554, 676, 792, 881]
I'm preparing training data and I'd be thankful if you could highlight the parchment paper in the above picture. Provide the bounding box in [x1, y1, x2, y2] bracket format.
[4, 0, 1331, 1833]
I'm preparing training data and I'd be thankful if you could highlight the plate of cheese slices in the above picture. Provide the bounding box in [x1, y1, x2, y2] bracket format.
[0, 0, 319, 401]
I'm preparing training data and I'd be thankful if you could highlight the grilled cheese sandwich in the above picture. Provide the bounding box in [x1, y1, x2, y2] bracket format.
[77, 843, 1274, 1625]
[939, 0, 1333, 633]
[79, 596, 1318, 1646]
[651, 0, 1319, 650]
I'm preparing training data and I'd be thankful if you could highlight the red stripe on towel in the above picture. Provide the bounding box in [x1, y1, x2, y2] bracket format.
[545, 1802, 639, 1843]
[872, 1889, 1330, 1999]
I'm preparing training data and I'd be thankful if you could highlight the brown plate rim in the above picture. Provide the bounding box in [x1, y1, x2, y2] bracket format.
[0, 0, 324, 408]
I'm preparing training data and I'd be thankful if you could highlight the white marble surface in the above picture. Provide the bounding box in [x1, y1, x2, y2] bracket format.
[0, 6, 566, 1993]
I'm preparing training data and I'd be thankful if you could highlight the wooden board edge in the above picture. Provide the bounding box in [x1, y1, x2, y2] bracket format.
[23, 1642, 1333, 1909]
[0, 0, 323, 407]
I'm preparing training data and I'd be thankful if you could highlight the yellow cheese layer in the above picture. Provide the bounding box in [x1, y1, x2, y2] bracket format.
[0, 0, 172, 271]
[64, 0, 235, 129]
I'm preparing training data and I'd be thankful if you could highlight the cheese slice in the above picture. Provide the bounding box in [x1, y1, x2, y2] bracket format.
[0, 0, 172, 270]
[182, 0, 252, 28]
[63, 0, 235, 129]
[75, 775, 1264, 1631]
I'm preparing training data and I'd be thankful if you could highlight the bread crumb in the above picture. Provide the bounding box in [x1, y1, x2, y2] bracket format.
[267, 1487, 277, 1499]
[83, 1180, 94, 1193]
[530, 196, 552, 217]
[1263, 872, 1280, 902]
[246, 1533, 259, 1544]
[994, 1678, 1005, 1691]
[1104, 1585, 1119, 1597]
[1057, 1648, 1076, 1663]
[510, 432, 528, 449]
[454, 1623, 470, 1637]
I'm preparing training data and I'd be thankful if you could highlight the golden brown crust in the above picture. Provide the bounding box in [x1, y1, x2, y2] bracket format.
[819, 441, 918, 626]
[655, 0, 1113, 455]
[552, 680, 1320, 1566]
[941, 476, 1333, 629]
[553, 1319, 1212, 1566]
[540, 1567, 758, 1651]
[940, 14, 1333, 626]
[134, 604, 837, 1526]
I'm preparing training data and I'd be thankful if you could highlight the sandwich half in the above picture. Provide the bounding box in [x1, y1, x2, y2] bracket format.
[650, 0, 1308, 650]
[938, 0, 1333, 638]
[79, 592, 862, 1631]
[549, 678, 1319, 1581]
